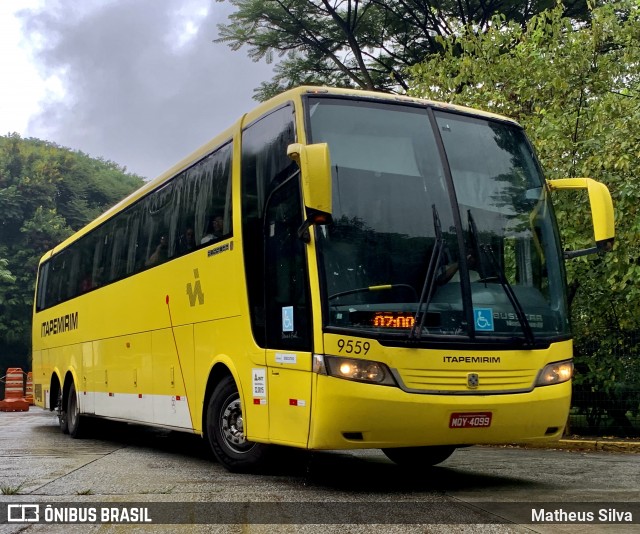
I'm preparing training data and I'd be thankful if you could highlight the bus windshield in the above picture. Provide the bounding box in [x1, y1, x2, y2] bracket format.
[306, 97, 569, 344]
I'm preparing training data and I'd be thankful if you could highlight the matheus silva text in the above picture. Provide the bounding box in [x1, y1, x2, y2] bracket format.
[532, 508, 633, 523]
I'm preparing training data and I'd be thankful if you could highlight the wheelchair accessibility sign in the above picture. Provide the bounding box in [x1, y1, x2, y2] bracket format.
[473, 308, 494, 332]
[282, 306, 294, 332]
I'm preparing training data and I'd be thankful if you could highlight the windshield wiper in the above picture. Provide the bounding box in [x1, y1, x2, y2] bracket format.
[328, 284, 418, 302]
[468, 211, 535, 346]
[410, 205, 444, 340]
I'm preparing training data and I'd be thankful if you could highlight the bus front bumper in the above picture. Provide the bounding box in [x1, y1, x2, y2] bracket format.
[307, 375, 571, 450]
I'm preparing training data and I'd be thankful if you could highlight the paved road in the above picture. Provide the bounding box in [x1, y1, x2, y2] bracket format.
[1, 409, 639, 533]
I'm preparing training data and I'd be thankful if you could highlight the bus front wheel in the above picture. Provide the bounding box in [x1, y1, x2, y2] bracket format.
[381, 445, 456, 468]
[205, 375, 268, 472]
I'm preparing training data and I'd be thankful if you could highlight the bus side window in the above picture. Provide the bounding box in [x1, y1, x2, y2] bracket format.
[75, 235, 94, 293]
[125, 206, 141, 274]
[36, 263, 49, 311]
[67, 248, 82, 299]
[136, 196, 155, 270]
[111, 221, 130, 280]
[45, 253, 62, 308]
[192, 143, 233, 248]
[92, 227, 111, 288]
[171, 173, 193, 256]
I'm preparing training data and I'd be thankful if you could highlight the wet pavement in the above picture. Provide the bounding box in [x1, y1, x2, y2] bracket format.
[1, 408, 639, 533]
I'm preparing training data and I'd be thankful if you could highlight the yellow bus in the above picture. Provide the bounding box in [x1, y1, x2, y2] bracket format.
[32, 86, 614, 471]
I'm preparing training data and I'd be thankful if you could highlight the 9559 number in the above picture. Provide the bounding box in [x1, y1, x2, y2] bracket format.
[337, 339, 370, 355]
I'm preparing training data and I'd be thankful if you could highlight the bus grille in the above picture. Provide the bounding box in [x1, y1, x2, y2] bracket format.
[395, 367, 537, 394]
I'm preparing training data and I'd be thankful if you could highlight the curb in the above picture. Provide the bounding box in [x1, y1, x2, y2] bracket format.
[509, 439, 640, 453]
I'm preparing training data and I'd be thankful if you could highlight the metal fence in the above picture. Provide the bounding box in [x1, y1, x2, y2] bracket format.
[569, 332, 640, 438]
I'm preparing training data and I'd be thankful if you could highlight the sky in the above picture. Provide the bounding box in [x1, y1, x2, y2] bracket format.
[0, 0, 274, 179]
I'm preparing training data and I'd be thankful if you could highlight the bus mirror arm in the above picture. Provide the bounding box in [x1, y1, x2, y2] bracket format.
[563, 241, 613, 260]
[547, 178, 615, 259]
[297, 208, 333, 243]
[288, 143, 333, 242]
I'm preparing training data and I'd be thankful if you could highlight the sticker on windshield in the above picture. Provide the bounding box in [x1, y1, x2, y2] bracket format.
[282, 306, 294, 332]
[474, 308, 494, 332]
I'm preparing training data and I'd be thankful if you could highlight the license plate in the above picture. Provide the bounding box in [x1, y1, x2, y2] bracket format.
[449, 412, 492, 428]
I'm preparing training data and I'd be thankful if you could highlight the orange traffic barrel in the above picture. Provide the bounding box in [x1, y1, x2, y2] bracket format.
[4, 368, 24, 399]
[25, 371, 34, 405]
[0, 368, 29, 412]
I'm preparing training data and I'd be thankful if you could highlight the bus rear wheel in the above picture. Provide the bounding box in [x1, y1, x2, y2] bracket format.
[381, 445, 456, 468]
[57, 389, 69, 434]
[67, 382, 88, 438]
[205, 375, 268, 472]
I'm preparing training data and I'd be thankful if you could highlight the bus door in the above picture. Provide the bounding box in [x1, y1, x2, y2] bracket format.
[264, 177, 313, 446]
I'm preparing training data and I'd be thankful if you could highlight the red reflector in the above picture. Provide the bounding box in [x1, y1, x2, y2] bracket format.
[253, 398, 261, 405]
[138, 394, 142, 399]
[176, 395, 181, 401]
[289, 399, 297, 406]
[108, 393, 114, 397]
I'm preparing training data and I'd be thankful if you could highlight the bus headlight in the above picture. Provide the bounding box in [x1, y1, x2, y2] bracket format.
[314, 354, 397, 386]
[535, 360, 573, 387]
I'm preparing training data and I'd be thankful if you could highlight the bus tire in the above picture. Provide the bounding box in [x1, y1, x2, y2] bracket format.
[57, 389, 69, 434]
[66, 382, 87, 438]
[205, 375, 268, 472]
[381, 445, 456, 468]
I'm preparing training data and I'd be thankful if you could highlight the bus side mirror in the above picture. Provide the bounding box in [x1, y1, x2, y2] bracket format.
[287, 142, 333, 241]
[547, 178, 615, 259]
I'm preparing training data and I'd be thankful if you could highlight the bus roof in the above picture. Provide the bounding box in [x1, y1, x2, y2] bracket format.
[39, 86, 520, 264]
[243, 85, 519, 127]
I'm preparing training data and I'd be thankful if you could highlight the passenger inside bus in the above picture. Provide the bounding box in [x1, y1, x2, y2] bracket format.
[201, 216, 223, 245]
[181, 227, 197, 253]
[438, 253, 481, 284]
[146, 235, 169, 266]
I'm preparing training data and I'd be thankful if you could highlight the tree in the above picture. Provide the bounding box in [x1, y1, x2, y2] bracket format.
[409, 0, 640, 434]
[0, 134, 144, 373]
[0, 259, 14, 284]
[215, 0, 588, 100]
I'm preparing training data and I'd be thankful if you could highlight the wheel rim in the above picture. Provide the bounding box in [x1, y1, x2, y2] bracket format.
[68, 391, 78, 429]
[219, 394, 254, 454]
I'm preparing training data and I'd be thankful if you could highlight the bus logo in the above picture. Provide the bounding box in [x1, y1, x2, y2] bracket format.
[467, 373, 479, 388]
[186, 269, 205, 306]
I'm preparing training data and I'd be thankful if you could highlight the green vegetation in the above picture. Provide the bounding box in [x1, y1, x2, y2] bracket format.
[1, 483, 24, 495]
[216, 0, 589, 101]
[409, 0, 640, 434]
[0, 134, 143, 377]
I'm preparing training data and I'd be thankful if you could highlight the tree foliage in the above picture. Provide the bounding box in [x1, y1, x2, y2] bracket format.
[0, 134, 143, 374]
[409, 0, 640, 432]
[216, 0, 588, 101]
